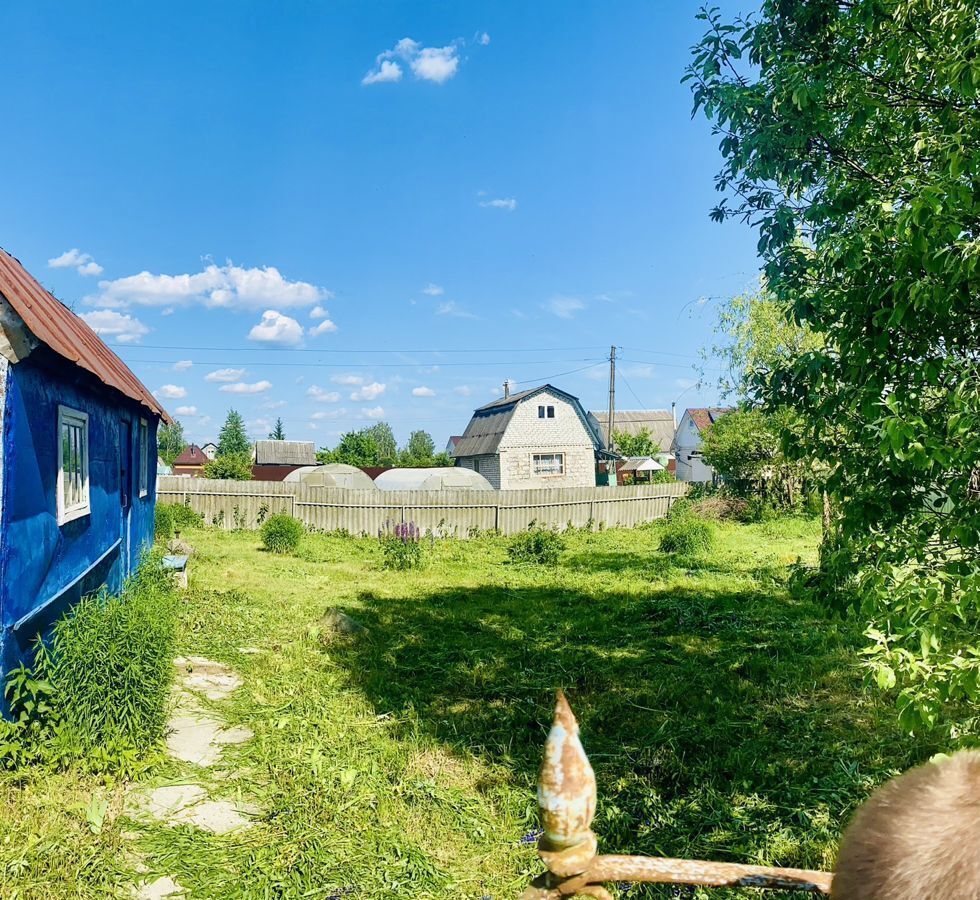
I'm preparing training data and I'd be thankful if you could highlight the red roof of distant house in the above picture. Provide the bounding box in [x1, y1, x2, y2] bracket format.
[173, 444, 208, 466]
[0, 249, 171, 422]
[688, 407, 733, 431]
[448, 436, 462, 446]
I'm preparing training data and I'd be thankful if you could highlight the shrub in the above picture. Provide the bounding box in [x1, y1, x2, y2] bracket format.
[507, 526, 566, 566]
[261, 514, 305, 555]
[379, 521, 425, 570]
[170, 502, 204, 530]
[659, 507, 715, 555]
[2, 559, 179, 772]
[155, 503, 174, 541]
[203, 452, 253, 481]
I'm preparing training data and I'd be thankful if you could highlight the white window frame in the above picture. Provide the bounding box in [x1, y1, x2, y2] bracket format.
[57, 405, 91, 525]
[138, 418, 149, 498]
[532, 452, 565, 477]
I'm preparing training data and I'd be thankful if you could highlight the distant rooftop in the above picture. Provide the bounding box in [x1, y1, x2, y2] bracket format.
[254, 440, 317, 466]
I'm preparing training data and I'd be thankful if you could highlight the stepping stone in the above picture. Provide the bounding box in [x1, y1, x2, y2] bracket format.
[166, 695, 253, 768]
[129, 783, 258, 835]
[136, 875, 185, 898]
[174, 656, 242, 700]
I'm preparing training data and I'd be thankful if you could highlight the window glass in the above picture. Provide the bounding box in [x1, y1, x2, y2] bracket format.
[139, 419, 149, 497]
[538, 405, 545, 418]
[58, 406, 90, 523]
[532, 452, 564, 475]
[547, 405, 555, 418]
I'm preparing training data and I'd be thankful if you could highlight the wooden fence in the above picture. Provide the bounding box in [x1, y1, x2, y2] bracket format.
[156, 477, 688, 536]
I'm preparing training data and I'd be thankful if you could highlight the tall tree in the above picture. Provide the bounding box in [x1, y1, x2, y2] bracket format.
[689, 2, 980, 737]
[268, 418, 286, 440]
[328, 431, 380, 468]
[402, 429, 436, 465]
[157, 420, 187, 467]
[612, 427, 660, 458]
[217, 409, 251, 457]
[361, 422, 397, 465]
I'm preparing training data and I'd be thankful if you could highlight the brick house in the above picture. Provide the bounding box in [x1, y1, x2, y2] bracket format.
[453, 384, 608, 490]
[672, 407, 733, 482]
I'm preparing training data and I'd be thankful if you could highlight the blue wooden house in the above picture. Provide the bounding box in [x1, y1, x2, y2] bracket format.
[0, 249, 171, 679]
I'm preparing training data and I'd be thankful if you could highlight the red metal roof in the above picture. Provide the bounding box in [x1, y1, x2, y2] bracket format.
[0, 249, 171, 423]
[688, 407, 733, 432]
[172, 444, 207, 466]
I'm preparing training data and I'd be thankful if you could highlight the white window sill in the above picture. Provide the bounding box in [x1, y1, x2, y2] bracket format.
[58, 505, 91, 526]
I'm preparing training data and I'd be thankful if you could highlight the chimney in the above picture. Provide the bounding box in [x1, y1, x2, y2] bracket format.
[504, 380, 510, 399]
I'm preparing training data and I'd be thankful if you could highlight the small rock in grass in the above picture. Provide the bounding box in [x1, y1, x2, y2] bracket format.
[135, 875, 185, 898]
[317, 609, 366, 642]
[173, 656, 242, 700]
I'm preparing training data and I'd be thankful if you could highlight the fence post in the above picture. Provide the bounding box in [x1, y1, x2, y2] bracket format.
[524, 692, 833, 898]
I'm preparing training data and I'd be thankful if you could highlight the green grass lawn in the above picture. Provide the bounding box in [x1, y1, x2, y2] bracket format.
[0, 518, 942, 898]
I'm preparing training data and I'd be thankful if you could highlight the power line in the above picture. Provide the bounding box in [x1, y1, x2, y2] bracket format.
[131, 356, 608, 369]
[126, 343, 610, 354]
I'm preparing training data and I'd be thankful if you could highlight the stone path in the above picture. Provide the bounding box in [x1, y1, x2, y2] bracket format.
[124, 655, 259, 898]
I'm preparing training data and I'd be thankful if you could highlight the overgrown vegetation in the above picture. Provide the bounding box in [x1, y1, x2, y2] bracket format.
[1, 559, 179, 774]
[690, 3, 980, 739]
[658, 503, 715, 555]
[156, 502, 205, 541]
[1, 518, 957, 897]
[506, 524, 566, 565]
[203, 452, 253, 481]
[260, 513, 305, 555]
[379, 521, 425, 570]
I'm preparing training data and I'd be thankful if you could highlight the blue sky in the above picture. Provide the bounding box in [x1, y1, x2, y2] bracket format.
[1, 1, 758, 448]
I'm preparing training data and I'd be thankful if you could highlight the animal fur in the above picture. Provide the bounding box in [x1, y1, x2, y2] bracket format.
[832, 750, 980, 899]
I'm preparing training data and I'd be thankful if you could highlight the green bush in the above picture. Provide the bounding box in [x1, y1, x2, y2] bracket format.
[507, 526, 566, 566]
[659, 507, 715, 555]
[2, 559, 179, 772]
[170, 502, 204, 530]
[261, 514, 305, 554]
[203, 452, 253, 481]
[379, 522, 425, 570]
[155, 503, 174, 542]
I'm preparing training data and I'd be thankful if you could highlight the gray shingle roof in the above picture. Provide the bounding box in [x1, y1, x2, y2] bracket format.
[254, 440, 317, 466]
[590, 410, 675, 452]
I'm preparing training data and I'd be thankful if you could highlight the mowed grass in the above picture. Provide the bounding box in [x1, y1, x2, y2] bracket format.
[0, 518, 941, 898]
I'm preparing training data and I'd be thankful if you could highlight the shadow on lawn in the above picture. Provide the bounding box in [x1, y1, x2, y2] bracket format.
[332, 574, 933, 872]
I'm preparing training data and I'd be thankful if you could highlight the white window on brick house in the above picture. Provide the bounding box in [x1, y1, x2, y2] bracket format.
[57, 405, 90, 524]
[537, 404, 555, 419]
[532, 452, 564, 475]
[139, 418, 149, 498]
[547, 405, 555, 418]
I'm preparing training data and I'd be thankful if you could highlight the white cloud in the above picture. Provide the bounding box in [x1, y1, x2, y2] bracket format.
[312, 408, 347, 420]
[205, 368, 245, 383]
[362, 59, 403, 85]
[545, 296, 585, 319]
[260, 399, 288, 409]
[172, 359, 193, 372]
[175, 405, 199, 416]
[156, 384, 187, 399]
[437, 300, 477, 319]
[89, 262, 329, 311]
[351, 381, 386, 401]
[49, 248, 103, 277]
[309, 318, 338, 337]
[477, 32, 490, 45]
[361, 406, 385, 419]
[331, 373, 364, 385]
[248, 309, 304, 346]
[363, 37, 460, 86]
[412, 386, 436, 397]
[307, 385, 341, 403]
[219, 380, 272, 394]
[479, 197, 517, 211]
[422, 283, 444, 296]
[310, 305, 330, 319]
[453, 385, 472, 396]
[81, 309, 149, 343]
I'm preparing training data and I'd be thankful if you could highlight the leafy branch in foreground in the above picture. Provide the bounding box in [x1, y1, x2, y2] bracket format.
[688, 1, 980, 739]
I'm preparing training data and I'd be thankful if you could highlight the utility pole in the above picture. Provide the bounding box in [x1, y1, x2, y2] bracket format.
[607, 346, 617, 484]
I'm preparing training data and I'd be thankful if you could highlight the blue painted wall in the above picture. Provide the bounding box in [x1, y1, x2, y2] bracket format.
[0, 349, 160, 680]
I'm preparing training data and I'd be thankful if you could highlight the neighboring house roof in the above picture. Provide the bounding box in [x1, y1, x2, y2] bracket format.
[686, 407, 734, 432]
[173, 444, 208, 466]
[254, 440, 317, 466]
[201, 442, 218, 451]
[590, 409, 675, 452]
[454, 384, 607, 458]
[0, 248, 171, 422]
[446, 435, 462, 455]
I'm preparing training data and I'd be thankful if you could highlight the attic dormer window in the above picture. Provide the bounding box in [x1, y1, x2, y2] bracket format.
[538, 405, 555, 419]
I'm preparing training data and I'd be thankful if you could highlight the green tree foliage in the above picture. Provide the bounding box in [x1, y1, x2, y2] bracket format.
[700, 408, 802, 506]
[156, 421, 187, 467]
[217, 409, 251, 457]
[320, 431, 381, 468]
[203, 452, 253, 481]
[689, 2, 980, 737]
[268, 418, 286, 440]
[361, 422, 397, 465]
[398, 429, 441, 466]
[613, 427, 660, 457]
